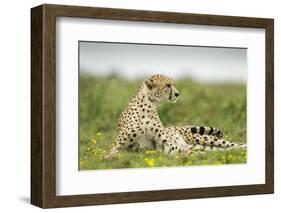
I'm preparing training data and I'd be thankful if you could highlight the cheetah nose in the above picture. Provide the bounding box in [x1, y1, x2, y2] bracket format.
[175, 92, 179, 97]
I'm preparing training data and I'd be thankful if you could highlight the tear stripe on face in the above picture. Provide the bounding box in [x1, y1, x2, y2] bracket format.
[169, 89, 172, 100]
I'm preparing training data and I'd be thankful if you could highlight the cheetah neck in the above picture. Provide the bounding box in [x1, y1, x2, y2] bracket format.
[134, 83, 160, 109]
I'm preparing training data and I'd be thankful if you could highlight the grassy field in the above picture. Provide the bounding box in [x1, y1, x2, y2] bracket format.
[79, 74, 247, 170]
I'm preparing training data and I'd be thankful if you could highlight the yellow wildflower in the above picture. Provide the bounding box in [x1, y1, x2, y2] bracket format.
[144, 158, 155, 167]
[91, 138, 97, 144]
[97, 132, 102, 137]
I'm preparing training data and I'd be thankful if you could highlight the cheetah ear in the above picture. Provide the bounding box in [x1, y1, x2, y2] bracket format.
[145, 78, 155, 90]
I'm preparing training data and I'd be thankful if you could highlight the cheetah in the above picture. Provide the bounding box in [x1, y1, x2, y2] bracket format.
[107, 74, 246, 158]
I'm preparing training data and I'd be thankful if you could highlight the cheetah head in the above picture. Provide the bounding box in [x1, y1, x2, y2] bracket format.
[144, 74, 180, 104]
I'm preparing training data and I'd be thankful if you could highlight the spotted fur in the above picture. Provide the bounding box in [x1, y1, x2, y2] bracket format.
[107, 74, 246, 158]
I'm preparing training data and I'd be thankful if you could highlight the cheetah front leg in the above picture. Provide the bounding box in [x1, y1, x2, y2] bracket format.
[105, 130, 138, 159]
[105, 141, 126, 159]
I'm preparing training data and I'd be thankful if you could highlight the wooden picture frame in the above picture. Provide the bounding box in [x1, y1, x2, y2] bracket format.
[31, 4, 274, 208]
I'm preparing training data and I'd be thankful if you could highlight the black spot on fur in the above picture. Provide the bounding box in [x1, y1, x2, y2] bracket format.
[191, 127, 197, 133]
[209, 127, 214, 135]
[199, 126, 205, 135]
[217, 130, 221, 136]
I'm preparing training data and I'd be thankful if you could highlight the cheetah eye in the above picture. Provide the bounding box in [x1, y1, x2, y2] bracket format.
[166, 84, 171, 88]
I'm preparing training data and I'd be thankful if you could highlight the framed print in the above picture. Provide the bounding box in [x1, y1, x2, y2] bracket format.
[31, 4, 274, 208]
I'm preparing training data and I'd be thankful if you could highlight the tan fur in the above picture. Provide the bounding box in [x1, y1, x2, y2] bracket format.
[107, 74, 246, 158]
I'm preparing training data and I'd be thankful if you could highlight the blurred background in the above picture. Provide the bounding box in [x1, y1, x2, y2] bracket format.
[79, 41, 247, 170]
[79, 41, 247, 82]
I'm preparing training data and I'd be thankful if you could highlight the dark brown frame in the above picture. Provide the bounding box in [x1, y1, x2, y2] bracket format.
[31, 4, 274, 208]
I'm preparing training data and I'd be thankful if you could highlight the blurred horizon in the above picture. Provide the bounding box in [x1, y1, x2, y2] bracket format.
[79, 73, 246, 87]
[79, 41, 247, 83]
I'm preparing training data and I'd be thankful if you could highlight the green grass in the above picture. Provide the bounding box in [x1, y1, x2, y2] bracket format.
[79, 74, 247, 170]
